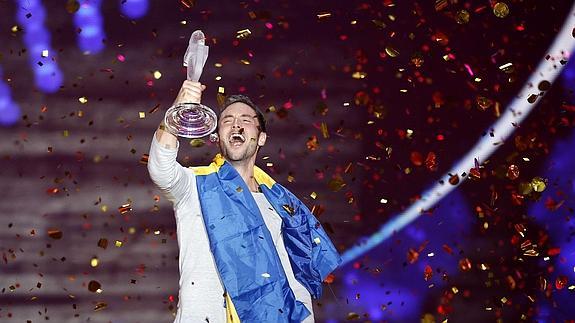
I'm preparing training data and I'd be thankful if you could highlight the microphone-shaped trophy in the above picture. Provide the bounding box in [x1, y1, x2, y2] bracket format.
[163, 30, 217, 138]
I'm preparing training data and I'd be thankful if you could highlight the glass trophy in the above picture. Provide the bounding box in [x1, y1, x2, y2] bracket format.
[163, 30, 217, 138]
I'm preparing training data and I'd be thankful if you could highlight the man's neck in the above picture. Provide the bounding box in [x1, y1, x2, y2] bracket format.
[228, 158, 259, 192]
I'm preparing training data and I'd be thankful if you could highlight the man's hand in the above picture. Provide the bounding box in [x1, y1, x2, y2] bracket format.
[156, 81, 206, 149]
[173, 81, 206, 105]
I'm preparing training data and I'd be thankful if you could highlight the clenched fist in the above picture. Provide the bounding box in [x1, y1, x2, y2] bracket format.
[174, 80, 206, 105]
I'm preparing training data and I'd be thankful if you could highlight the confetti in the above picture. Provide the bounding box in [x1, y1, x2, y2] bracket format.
[118, 203, 132, 214]
[87, 280, 102, 293]
[493, 2, 510, 18]
[384, 46, 400, 58]
[236, 29, 252, 39]
[47, 229, 63, 240]
[180, 0, 195, 8]
[530, 177, 546, 192]
[455, 10, 470, 24]
[97, 238, 108, 249]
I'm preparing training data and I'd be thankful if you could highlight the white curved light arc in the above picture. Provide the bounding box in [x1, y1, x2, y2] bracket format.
[341, 3, 575, 266]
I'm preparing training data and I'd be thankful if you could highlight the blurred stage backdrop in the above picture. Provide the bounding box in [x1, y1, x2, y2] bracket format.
[1, 0, 575, 322]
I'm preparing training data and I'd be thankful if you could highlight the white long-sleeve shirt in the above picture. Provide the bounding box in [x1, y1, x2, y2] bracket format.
[147, 134, 314, 323]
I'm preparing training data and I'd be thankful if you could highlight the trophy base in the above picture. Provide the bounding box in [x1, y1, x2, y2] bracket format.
[163, 102, 217, 139]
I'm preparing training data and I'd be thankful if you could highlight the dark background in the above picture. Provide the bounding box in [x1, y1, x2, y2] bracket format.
[1, 0, 574, 321]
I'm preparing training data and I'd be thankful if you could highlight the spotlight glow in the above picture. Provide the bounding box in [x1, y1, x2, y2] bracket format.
[74, 0, 106, 54]
[16, 0, 63, 93]
[0, 67, 20, 126]
[119, 0, 149, 19]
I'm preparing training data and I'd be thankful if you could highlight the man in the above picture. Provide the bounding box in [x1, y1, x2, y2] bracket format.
[148, 80, 341, 322]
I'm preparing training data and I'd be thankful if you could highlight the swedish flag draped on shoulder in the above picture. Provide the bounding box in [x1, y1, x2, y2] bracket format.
[192, 154, 342, 322]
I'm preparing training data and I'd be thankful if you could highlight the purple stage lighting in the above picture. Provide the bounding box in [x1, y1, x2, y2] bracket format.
[74, 0, 106, 54]
[15, 0, 63, 93]
[119, 0, 149, 19]
[0, 67, 20, 126]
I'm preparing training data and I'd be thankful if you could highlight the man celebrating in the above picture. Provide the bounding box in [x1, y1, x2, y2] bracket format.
[148, 80, 341, 322]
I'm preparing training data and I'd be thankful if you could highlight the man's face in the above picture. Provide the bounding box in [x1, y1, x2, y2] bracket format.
[217, 102, 266, 162]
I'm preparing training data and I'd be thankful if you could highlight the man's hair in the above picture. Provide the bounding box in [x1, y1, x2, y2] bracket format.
[219, 94, 267, 133]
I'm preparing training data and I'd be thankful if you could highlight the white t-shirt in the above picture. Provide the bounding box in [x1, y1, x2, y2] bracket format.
[147, 135, 314, 323]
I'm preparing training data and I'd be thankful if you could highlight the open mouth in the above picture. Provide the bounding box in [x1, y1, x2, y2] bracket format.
[229, 132, 246, 146]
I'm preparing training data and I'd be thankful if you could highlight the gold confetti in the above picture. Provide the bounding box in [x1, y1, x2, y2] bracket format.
[518, 182, 533, 195]
[138, 111, 145, 119]
[410, 53, 424, 67]
[97, 238, 108, 249]
[434, 0, 448, 11]
[347, 312, 361, 320]
[148, 103, 160, 114]
[385, 46, 400, 57]
[476, 96, 494, 110]
[47, 229, 63, 240]
[456, 10, 470, 24]
[153, 70, 162, 79]
[180, 0, 196, 9]
[499, 62, 513, 71]
[493, 2, 510, 18]
[317, 12, 331, 19]
[351, 71, 367, 79]
[41, 49, 49, 57]
[78, 96, 88, 104]
[282, 204, 295, 215]
[236, 29, 251, 39]
[93, 302, 107, 311]
[115, 240, 123, 247]
[118, 203, 132, 214]
[90, 257, 99, 267]
[458, 258, 472, 271]
[310, 192, 317, 199]
[530, 177, 546, 192]
[320, 122, 329, 138]
[88, 280, 102, 293]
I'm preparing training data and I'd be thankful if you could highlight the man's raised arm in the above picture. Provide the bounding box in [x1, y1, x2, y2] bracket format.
[147, 81, 205, 203]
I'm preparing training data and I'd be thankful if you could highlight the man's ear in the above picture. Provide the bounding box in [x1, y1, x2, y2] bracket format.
[258, 132, 267, 147]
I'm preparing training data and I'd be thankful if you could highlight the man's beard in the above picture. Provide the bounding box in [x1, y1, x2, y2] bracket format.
[220, 140, 257, 162]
